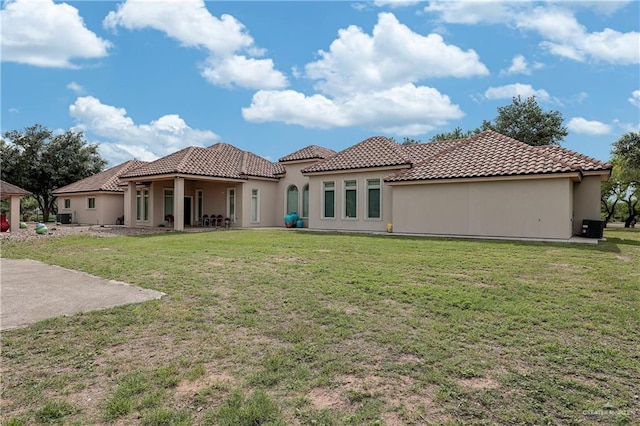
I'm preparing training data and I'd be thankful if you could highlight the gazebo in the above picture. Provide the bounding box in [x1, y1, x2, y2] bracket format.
[0, 180, 31, 232]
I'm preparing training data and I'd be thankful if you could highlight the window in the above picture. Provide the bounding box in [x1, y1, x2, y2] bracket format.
[251, 189, 259, 222]
[64, 199, 71, 209]
[143, 189, 149, 221]
[367, 179, 381, 219]
[136, 189, 149, 221]
[227, 188, 235, 222]
[286, 185, 298, 215]
[322, 181, 335, 218]
[302, 184, 309, 218]
[136, 190, 142, 220]
[196, 190, 203, 221]
[344, 180, 357, 218]
[87, 197, 96, 209]
[164, 189, 174, 218]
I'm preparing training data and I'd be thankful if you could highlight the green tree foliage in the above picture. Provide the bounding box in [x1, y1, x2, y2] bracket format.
[602, 132, 640, 227]
[612, 131, 640, 170]
[1, 124, 106, 222]
[482, 95, 568, 146]
[430, 127, 480, 142]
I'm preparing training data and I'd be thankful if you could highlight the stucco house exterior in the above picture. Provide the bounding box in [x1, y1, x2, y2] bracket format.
[0, 179, 31, 232]
[52, 160, 147, 225]
[54, 130, 611, 240]
[302, 131, 611, 240]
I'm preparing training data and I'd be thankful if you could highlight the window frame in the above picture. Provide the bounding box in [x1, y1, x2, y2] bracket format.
[366, 179, 382, 220]
[250, 188, 260, 223]
[343, 179, 357, 219]
[322, 181, 335, 219]
[302, 184, 309, 218]
[64, 199, 71, 209]
[87, 197, 96, 210]
[286, 185, 299, 215]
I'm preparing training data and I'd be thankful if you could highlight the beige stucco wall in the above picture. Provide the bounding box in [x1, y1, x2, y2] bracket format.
[306, 170, 392, 233]
[239, 179, 279, 227]
[572, 175, 603, 235]
[57, 192, 124, 225]
[391, 177, 574, 239]
[277, 161, 314, 227]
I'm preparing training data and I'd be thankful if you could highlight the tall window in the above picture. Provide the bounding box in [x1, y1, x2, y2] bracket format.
[143, 189, 149, 221]
[286, 185, 298, 214]
[251, 189, 259, 222]
[344, 180, 357, 218]
[302, 184, 309, 218]
[322, 181, 335, 218]
[164, 189, 174, 218]
[367, 179, 381, 219]
[87, 197, 96, 209]
[136, 189, 149, 221]
[196, 190, 203, 220]
[227, 188, 235, 222]
[64, 199, 71, 209]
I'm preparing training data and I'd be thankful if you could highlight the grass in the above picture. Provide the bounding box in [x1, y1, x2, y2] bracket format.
[1, 227, 639, 425]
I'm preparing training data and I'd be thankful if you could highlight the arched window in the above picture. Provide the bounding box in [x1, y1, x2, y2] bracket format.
[286, 185, 299, 214]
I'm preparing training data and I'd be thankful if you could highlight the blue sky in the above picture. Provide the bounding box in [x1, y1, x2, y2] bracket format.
[2, 0, 639, 167]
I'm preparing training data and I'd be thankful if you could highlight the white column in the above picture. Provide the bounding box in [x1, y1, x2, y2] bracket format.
[174, 177, 184, 231]
[125, 182, 136, 227]
[10, 196, 21, 232]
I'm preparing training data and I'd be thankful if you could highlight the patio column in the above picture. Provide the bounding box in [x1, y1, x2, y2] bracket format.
[173, 177, 184, 231]
[125, 182, 136, 227]
[10, 196, 21, 232]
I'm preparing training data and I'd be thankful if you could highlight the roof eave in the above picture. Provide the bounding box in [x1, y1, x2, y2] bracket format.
[385, 171, 583, 185]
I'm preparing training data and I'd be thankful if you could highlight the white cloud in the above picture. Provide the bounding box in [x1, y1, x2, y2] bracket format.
[502, 54, 543, 76]
[425, 1, 640, 65]
[567, 117, 611, 135]
[0, 0, 111, 68]
[242, 84, 464, 136]
[484, 84, 551, 102]
[9, 107, 20, 114]
[629, 90, 640, 107]
[374, 0, 422, 8]
[66, 82, 85, 95]
[242, 12, 478, 135]
[69, 96, 219, 165]
[104, 0, 287, 90]
[201, 56, 288, 90]
[306, 12, 489, 97]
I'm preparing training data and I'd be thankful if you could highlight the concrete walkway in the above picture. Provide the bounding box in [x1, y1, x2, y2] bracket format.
[0, 258, 164, 330]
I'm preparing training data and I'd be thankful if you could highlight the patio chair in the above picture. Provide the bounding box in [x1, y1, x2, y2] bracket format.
[215, 214, 224, 227]
[201, 214, 209, 227]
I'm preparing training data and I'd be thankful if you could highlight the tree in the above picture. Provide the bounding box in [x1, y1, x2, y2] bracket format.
[1, 124, 106, 222]
[483, 95, 568, 146]
[612, 131, 640, 170]
[430, 126, 480, 142]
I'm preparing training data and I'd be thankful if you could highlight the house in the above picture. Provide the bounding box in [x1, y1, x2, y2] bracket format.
[55, 130, 611, 240]
[0, 179, 31, 232]
[117, 143, 335, 230]
[302, 130, 611, 240]
[52, 160, 147, 225]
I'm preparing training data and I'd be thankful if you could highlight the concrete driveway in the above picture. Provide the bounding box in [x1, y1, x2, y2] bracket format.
[1, 258, 164, 330]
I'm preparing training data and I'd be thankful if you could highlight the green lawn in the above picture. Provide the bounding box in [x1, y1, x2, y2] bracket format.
[1, 228, 639, 425]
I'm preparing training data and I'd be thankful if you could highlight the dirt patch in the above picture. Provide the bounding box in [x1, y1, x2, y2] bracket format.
[458, 376, 500, 390]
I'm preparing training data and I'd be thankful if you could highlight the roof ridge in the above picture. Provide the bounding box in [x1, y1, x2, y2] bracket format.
[239, 150, 249, 176]
[175, 146, 197, 172]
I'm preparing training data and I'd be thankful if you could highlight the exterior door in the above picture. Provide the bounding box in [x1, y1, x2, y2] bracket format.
[184, 197, 191, 226]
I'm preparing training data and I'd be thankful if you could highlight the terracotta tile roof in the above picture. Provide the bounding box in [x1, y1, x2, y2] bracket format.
[120, 143, 281, 180]
[386, 130, 612, 182]
[52, 160, 147, 194]
[279, 145, 336, 162]
[533, 145, 611, 171]
[0, 179, 30, 196]
[303, 136, 411, 173]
